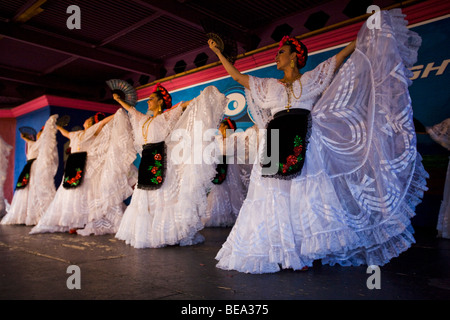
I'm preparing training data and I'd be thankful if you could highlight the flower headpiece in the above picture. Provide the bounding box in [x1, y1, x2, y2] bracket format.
[225, 117, 235, 130]
[93, 112, 105, 124]
[152, 83, 172, 110]
[278, 36, 308, 69]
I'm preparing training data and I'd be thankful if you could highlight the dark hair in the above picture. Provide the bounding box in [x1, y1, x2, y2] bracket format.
[89, 112, 106, 124]
[152, 90, 168, 110]
[279, 36, 308, 69]
[289, 41, 308, 69]
[152, 83, 172, 110]
[221, 118, 236, 130]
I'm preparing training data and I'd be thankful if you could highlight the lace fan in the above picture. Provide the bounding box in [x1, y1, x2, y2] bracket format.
[206, 32, 237, 64]
[56, 115, 71, 127]
[19, 126, 37, 141]
[106, 79, 137, 107]
[206, 33, 225, 53]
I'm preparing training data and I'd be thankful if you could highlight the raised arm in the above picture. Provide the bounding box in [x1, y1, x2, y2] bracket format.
[335, 40, 356, 70]
[113, 93, 135, 113]
[208, 39, 250, 89]
[57, 125, 71, 139]
[94, 114, 115, 136]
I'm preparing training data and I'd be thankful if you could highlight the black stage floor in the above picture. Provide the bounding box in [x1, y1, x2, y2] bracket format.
[0, 224, 449, 304]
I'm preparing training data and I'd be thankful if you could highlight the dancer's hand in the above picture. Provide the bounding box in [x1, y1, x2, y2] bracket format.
[208, 39, 249, 89]
[208, 39, 221, 55]
[113, 93, 121, 101]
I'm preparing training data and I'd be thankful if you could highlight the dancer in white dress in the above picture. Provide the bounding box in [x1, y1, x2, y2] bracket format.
[204, 119, 254, 227]
[209, 9, 428, 273]
[114, 83, 226, 248]
[1, 115, 58, 226]
[425, 118, 450, 239]
[0, 135, 13, 218]
[30, 109, 137, 236]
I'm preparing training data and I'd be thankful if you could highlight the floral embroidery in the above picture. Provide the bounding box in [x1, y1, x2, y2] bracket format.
[16, 173, 30, 188]
[280, 135, 304, 174]
[213, 164, 227, 184]
[149, 151, 163, 185]
[64, 168, 83, 186]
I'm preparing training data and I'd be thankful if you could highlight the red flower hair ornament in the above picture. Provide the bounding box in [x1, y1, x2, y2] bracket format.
[225, 117, 235, 130]
[93, 112, 105, 124]
[278, 36, 308, 69]
[152, 83, 172, 110]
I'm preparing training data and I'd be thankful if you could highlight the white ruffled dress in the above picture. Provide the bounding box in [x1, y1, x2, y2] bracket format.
[204, 127, 256, 227]
[115, 85, 226, 248]
[0, 135, 13, 218]
[215, 9, 428, 273]
[1, 115, 58, 226]
[30, 109, 137, 236]
[426, 118, 450, 239]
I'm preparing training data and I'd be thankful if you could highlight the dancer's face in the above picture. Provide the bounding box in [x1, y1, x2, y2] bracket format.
[147, 93, 163, 113]
[275, 45, 297, 70]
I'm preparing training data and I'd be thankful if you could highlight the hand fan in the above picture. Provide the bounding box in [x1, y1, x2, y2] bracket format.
[206, 32, 237, 64]
[106, 79, 137, 107]
[206, 32, 225, 53]
[19, 126, 37, 141]
[56, 115, 71, 127]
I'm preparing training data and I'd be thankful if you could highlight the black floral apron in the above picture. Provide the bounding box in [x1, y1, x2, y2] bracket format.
[63, 152, 87, 189]
[15, 159, 36, 189]
[261, 109, 310, 179]
[137, 141, 166, 190]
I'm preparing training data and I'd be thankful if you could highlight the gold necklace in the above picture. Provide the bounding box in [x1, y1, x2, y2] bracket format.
[142, 116, 155, 144]
[283, 75, 302, 112]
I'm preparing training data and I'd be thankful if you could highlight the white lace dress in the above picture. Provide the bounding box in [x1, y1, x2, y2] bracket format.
[204, 128, 256, 227]
[427, 118, 450, 239]
[215, 9, 428, 273]
[0, 135, 13, 218]
[115, 86, 226, 248]
[1, 115, 58, 225]
[30, 109, 137, 235]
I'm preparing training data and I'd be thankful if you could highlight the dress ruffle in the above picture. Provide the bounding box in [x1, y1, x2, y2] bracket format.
[215, 9, 428, 274]
[425, 118, 450, 239]
[116, 85, 226, 248]
[0, 136, 12, 217]
[1, 115, 58, 226]
[205, 132, 253, 227]
[30, 109, 137, 236]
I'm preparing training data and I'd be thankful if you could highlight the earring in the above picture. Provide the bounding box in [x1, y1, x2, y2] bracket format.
[290, 59, 295, 68]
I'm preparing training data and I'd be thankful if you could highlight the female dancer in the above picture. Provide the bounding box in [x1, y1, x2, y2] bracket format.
[114, 83, 226, 248]
[0, 135, 13, 218]
[209, 9, 428, 273]
[1, 115, 58, 226]
[30, 109, 137, 236]
[204, 118, 254, 227]
[425, 118, 450, 238]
